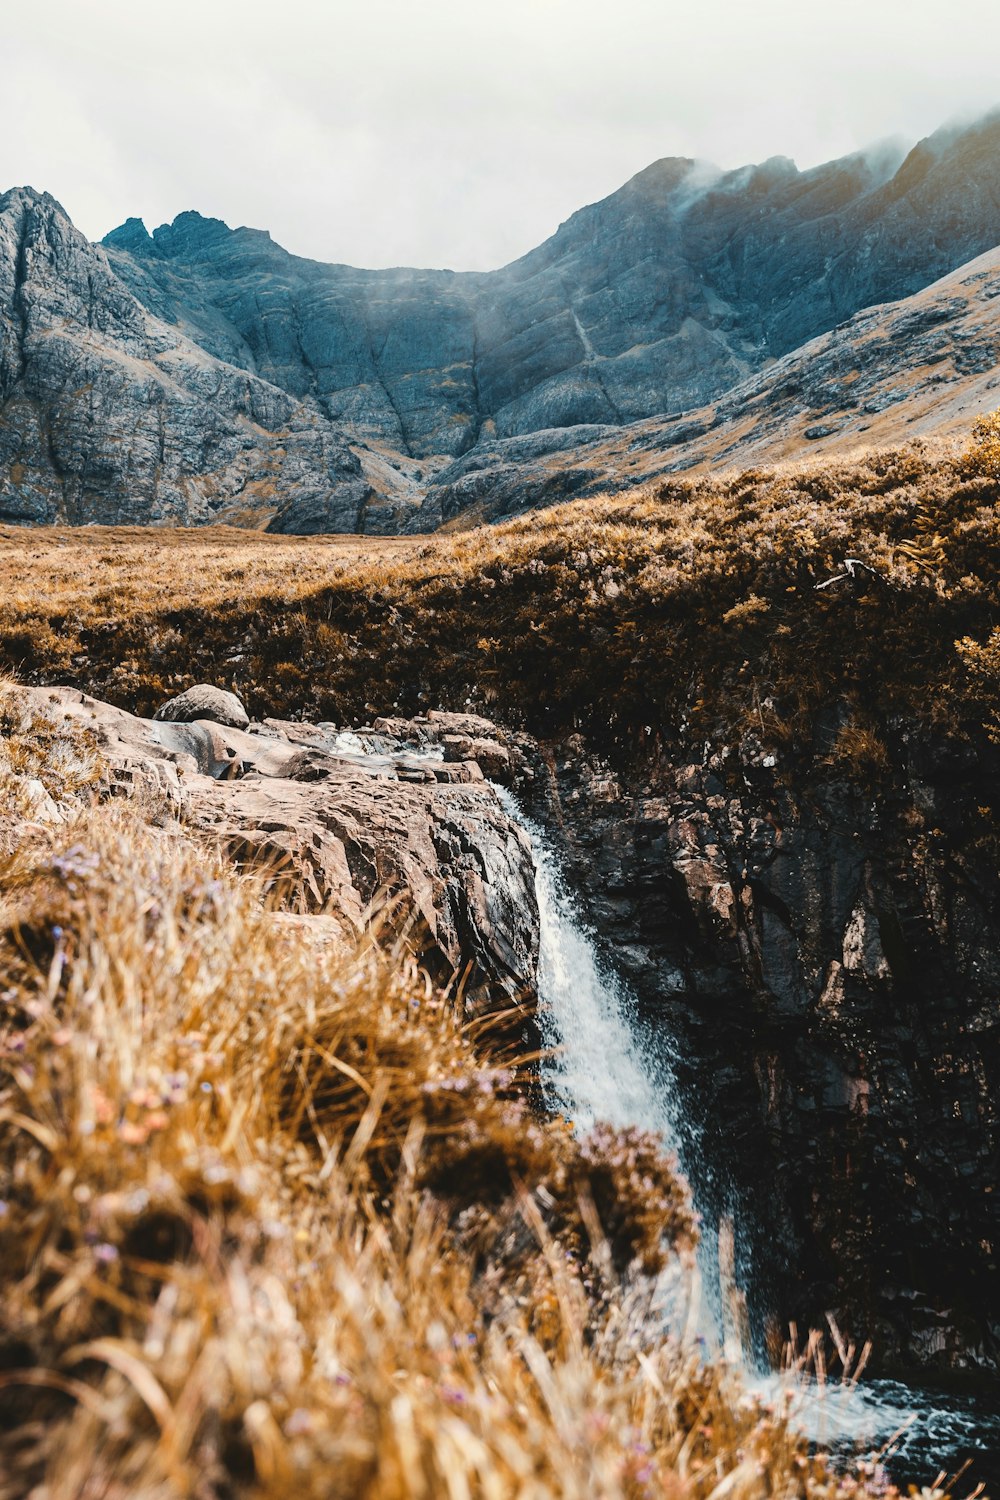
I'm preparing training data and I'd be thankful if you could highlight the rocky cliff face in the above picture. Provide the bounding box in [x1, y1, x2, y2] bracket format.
[101, 115, 1000, 460]
[528, 726, 1000, 1375]
[0, 188, 420, 529]
[425, 241, 1000, 525]
[3, 111, 1000, 531]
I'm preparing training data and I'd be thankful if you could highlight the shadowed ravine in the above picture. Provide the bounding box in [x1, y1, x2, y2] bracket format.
[497, 788, 1000, 1493]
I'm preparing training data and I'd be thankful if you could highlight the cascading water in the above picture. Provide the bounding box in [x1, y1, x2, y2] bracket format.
[315, 725, 999, 1487]
[494, 786, 748, 1358]
[497, 786, 1000, 1493]
[326, 723, 998, 1488]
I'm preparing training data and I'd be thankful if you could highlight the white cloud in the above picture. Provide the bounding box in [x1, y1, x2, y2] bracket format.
[1, 0, 998, 269]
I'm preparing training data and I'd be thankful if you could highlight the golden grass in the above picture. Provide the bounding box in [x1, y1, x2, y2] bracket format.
[2, 440, 998, 1494]
[967, 411, 1000, 482]
[0, 443, 998, 758]
[0, 691, 948, 1499]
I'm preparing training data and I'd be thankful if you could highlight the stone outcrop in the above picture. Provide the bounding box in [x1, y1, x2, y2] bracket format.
[18, 687, 539, 1018]
[4, 111, 1000, 531]
[404, 244, 1000, 526]
[527, 726, 1000, 1376]
[153, 684, 250, 728]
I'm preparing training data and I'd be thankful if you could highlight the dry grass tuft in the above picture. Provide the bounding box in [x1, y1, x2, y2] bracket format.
[0, 678, 105, 853]
[0, 698, 933, 1498]
[965, 409, 1000, 483]
[823, 724, 893, 786]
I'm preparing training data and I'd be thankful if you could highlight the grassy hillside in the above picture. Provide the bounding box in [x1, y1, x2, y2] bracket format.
[2, 440, 999, 1493]
[1, 444, 998, 769]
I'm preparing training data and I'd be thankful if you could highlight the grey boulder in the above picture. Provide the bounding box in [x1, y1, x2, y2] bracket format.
[153, 684, 250, 729]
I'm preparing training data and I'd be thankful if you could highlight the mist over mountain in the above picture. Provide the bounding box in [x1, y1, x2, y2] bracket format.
[3, 109, 1000, 530]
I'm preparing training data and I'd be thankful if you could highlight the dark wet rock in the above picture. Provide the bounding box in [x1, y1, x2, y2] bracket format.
[153, 684, 250, 729]
[525, 728, 1000, 1376]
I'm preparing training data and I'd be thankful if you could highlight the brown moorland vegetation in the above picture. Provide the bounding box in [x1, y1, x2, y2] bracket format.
[0, 443, 998, 764]
[2, 436, 1000, 1495]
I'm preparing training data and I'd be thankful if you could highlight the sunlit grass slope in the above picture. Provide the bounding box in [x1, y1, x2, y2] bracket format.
[1, 444, 998, 762]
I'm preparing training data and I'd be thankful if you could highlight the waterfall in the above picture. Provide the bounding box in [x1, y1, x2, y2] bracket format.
[494, 787, 740, 1352]
[502, 793, 684, 1143]
[496, 786, 1000, 1490]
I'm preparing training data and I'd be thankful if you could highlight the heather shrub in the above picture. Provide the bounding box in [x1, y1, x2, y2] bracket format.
[965, 408, 1000, 481]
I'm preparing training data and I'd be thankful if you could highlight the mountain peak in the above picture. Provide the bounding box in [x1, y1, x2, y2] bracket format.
[150, 210, 234, 258]
[624, 156, 699, 193]
[103, 216, 158, 255]
[0, 185, 71, 222]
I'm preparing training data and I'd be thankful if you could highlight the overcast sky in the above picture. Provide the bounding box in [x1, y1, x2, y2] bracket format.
[2, 0, 999, 271]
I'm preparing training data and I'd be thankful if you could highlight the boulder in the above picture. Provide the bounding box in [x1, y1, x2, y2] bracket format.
[153, 684, 250, 730]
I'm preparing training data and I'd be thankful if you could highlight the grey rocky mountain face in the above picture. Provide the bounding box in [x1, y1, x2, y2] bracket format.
[0, 186, 387, 529]
[3, 111, 1000, 532]
[435, 240, 1000, 525]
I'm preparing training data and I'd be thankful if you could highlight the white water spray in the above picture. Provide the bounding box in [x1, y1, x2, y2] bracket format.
[512, 801, 683, 1143]
[495, 787, 733, 1349]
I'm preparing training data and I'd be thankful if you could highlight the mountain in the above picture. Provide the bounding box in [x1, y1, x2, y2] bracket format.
[3, 110, 1000, 531]
[0, 186, 391, 528]
[423, 241, 1000, 525]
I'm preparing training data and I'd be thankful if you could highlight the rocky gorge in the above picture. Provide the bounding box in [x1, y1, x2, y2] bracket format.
[8, 676, 998, 1386]
[527, 724, 1000, 1377]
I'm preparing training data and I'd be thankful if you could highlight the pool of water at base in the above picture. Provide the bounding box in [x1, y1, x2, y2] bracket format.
[751, 1372, 1000, 1494]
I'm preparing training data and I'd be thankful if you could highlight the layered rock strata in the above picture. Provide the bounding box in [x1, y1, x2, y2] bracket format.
[17, 687, 538, 1018]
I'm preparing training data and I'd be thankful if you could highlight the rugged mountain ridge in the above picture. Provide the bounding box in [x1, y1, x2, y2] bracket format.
[101, 115, 1000, 454]
[0, 186, 406, 528]
[3, 110, 1000, 530]
[428, 242, 1000, 524]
